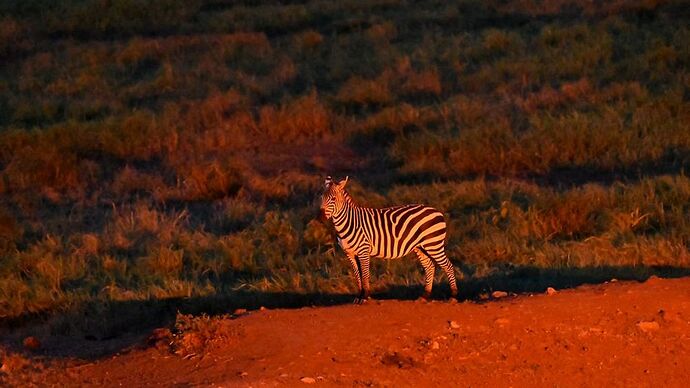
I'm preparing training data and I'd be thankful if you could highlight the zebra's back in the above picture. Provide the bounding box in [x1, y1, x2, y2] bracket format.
[363, 204, 447, 259]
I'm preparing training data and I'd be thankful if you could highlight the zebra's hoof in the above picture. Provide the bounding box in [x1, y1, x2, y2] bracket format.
[447, 297, 458, 304]
[353, 297, 367, 305]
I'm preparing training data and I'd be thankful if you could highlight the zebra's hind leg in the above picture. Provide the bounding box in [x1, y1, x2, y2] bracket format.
[421, 246, 458, 298]
[414, 248, 435, 300]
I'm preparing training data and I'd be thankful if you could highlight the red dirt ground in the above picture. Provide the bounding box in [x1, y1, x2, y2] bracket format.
[4, 276, 690, 387]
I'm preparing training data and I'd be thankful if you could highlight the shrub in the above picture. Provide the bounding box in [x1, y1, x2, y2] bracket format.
[335, 76, 393, 107]
[400, 68, 442, 97]
[258, 91, 331, 141]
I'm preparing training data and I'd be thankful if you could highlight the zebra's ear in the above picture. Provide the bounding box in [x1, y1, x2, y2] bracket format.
[337, 176, 349, 188]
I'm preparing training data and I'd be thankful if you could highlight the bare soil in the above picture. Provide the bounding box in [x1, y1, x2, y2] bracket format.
[3, 276, 690, 387]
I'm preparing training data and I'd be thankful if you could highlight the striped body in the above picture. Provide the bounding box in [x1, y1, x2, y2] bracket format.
[333, 204, 446, 260]
[321, 177, 458, 302]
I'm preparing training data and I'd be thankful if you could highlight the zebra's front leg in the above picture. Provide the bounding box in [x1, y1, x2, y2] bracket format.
[346, 253, 363, 303]
[358, 251, 372, 302]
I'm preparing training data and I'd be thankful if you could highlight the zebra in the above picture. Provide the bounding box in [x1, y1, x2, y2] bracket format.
[319, 176, 458, 303]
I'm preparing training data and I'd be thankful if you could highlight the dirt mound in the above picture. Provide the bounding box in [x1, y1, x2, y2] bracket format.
[3, 277, 690, 386]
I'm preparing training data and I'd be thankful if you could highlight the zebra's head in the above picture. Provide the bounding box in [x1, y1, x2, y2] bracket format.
[320, 175, 349, 220]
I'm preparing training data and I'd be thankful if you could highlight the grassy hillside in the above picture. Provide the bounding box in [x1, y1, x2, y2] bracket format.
[1, 0, 689, 334]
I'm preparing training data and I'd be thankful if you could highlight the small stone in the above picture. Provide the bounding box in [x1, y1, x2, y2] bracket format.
[637, 321, 660, 332]
[659, 309, 679, 323]
[239, 372, 249, 377]
[494, 318, 510, 326]
[300, 377, 316, 384]
[449, 321, 460, 329]
[22, 336, 41, 350]
[492, 291, 508, 299]
[233, 308, 247, 316]
[431, 341, 440, 350]
[546, 287, 557, 295]
[610, 278, 618, 283]
[259, 306, 267, 311]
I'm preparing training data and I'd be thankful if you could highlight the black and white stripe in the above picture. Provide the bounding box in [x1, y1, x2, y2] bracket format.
[320, 176, 458, 302]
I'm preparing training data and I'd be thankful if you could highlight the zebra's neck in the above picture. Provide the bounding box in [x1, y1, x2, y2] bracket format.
[332, 193, 358, 236]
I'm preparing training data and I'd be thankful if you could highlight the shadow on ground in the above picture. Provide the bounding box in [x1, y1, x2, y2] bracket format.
[2, 265, 689, 360]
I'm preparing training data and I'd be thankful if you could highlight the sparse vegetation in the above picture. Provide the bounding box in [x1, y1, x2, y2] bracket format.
[0, 0, 689, 339]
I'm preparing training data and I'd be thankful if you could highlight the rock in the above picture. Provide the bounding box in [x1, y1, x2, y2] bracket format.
[610, 278, 618, 283]
[239, 372, 249, 377]
[659, 309, 680, 323]
[259, 306, 267, 311]
[449, 321, 460, 329]
[22, 336, 41, 350]
[300, 377, 316, 384]
[492, 291, 508, 299]
[494, 318, 510, 326]
[431, 341, 440, 350]
[233, 308, 247, 316]
[637, 321, 660, 332]
[546, 287, 557, 295]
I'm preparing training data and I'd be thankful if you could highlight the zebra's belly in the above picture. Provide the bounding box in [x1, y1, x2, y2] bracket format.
[372, 248, 412, 260]
[338, 236, 408, 259]
[369, 234, 416, 259]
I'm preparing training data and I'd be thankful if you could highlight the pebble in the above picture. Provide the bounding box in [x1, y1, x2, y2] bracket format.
[300, 377, 316, 384]
[449, 321, 460, 329]
[492, 291, 508, 299]
[637, 321, 660, 332]
[233, 308, 247, 315]
[546, 287, 557, 295]
[494, 318, 510, 326]
[431, 341, 440, 350]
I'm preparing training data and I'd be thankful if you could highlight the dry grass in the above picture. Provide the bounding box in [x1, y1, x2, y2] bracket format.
[0, 0, 688, 336]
